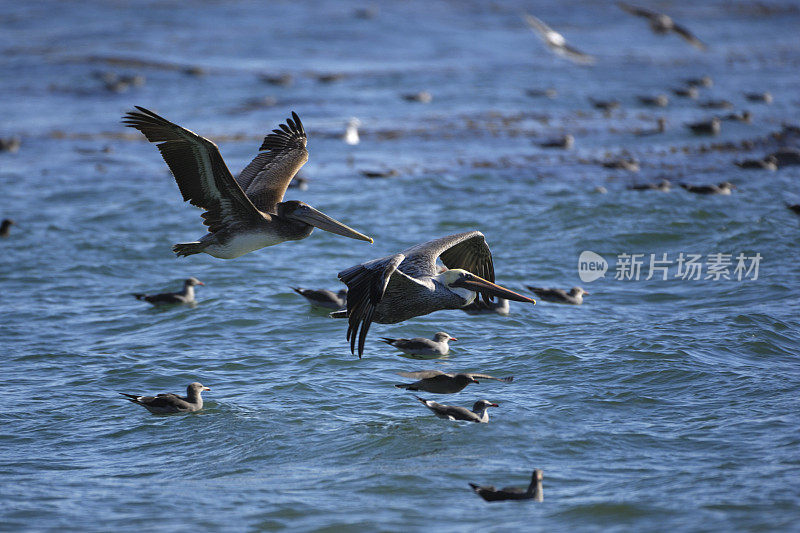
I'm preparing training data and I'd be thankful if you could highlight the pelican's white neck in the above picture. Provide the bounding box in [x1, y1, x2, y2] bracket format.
[433, 271, 476, 305]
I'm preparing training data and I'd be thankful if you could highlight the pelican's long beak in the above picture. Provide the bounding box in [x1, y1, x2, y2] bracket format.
[455, 274, 536, 304]
[290, 205, 373, 243]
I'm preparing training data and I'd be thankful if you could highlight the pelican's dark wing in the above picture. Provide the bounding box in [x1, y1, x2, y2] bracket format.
[123, 106, 263, 233]
[339, 253, 423, 357]
[672, 23, 707, 50]
[237, 112, 308, 212]
[400, 231, 495, 284]
[616, 2, 658, 19]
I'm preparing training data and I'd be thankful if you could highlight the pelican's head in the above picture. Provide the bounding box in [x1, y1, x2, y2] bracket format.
[438, 269, 536, 306]
[276, 201, 373, 243]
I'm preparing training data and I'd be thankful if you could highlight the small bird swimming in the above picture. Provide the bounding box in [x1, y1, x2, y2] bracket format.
[527, 286, 589, 305]
[522, 13, 595, 65]
[401, 91, 433, 103]
[684, 76, 713, 88]
[133, 277, 204, 306]
[602, 158, 640, 172]
[292, 287, 347, 310]
[415, 396, 498, 423]
[380, 332, 456, 358]
[539, 135, 573, 149]
[0, 218, 15, 237]
[786, 203, 800, 216]
[637, 94, 669, 107]
[123, 107, 373, 259]
[680, 182, 735, 195]
[744, 91, 772, 104]
[722, 111, 752, 123]
[699, 99, 733, 110]
[686, 117, 720, 135]
[395, 370, 513, 394]
[617, 2, 707, 50]
[735, 156, 777, 171]
[470, 470, 544, 502]
[120, 382, 210, 414]
[672, 86, 699, 99]
[628, 179, 671, 191]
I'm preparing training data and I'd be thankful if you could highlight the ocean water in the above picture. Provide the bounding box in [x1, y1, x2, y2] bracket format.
[1, 0, 800, 531]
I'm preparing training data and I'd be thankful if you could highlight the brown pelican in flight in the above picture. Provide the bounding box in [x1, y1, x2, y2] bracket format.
[123, 107, 373, 259]
[335, 231, 535, 357]
[617, 2, 707, 51]
[522, 13, 595, 65]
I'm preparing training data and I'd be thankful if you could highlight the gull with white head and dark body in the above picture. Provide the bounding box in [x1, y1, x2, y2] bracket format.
[470, 470, 544, 502]
[617, 2, 707, 51]
[416, 396, 498, 423]
[292, 287, 347, 310]
[522, 13, 595, 65]
[333, 231, 535, 357]
[133, 277, 204, 306]
[122, 108, 373, 259]
[396, 370, 513, 394]
[120, 382, 210, 414]
[380, 332, 456, 358]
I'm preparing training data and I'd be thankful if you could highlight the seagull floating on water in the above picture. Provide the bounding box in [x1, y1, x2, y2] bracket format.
[470, 470, 544, 502]
[527, 286, 589, 305]
[735, 156, 777, 171]
[396, 370, 513, 394]
[120, 382, 210, 414]
[292, 287, 347, 310]
[416, 396, 498, 423]
[333, 231, 535, 357]
[637, 94, 669, 107]
[628, 179, 671, 191]
[680, 182, 735, 195]
[617, 2, 707, 50]
[133, 277, 204, 306]
[539, 134, 573, 149]
[522, 13, 595, 65]
[123, 107, 373, 259]
[686, 117, 720, 135]
[380, 332, 456, 358]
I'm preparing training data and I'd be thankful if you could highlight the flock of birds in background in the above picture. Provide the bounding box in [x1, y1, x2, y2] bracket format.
[3, 2, 800, 502]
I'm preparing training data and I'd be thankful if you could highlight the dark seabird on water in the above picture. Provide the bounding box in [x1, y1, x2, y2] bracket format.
[589, 98, 620, 112]
[699, 99, 733, 110]
[722, 111, 752, 123]
[0, 218, 15, 237]
[539, 134, 573, 149]
[745, 92, 772, 104]
[527, 286, 589, 305]
[120, 382, 210, 414]
[395, 370, 512, 394]
[470, 470, 544, 502]
[617, 2, 707, 50]
[672, 86, 699, 99]
[360, 169, 399, 179]
[416, 396, 498, 423]
[292, 287, 347, 310]
[637, 94, 669, 107]
[786, 204, 800, 216]
[123, 107, 373, 259]
[735, 156, 777, 171]
[769, 148, 800, 167]
[680, 182, 735, 195]
[522, 13, 595, 65]
[380, 332, 456, 358]
[602, 158, 640, 172]
[628, 179, 671, 191]
[684, 76, 713, 88]
[686, 117, 721, 135]
[333, 231, 535, 357]
[133, 277, 204, 306]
